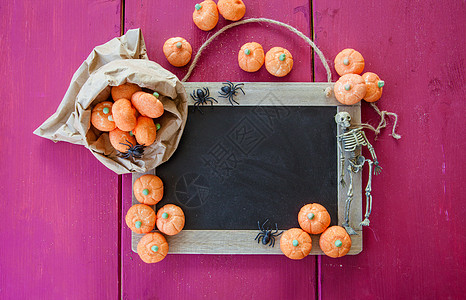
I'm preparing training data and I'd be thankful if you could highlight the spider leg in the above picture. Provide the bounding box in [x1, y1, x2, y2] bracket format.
[228, 94, 239, 105]
[206, 97, 218, 105]
[193, 102, 204, 114]
[261, 219, 269, 231]
[203, 87, 210, 98]
[237, 86, 245, 95]
[119, 140, 132, 150]
[270, 236, 275, 247]
[272, 223, 279, 234]
[257, 221, 261, 231]
[257, 235, 263, 244]
[233, 82, 245, 91]
[273, 230, 284, 237]
[255, 232, 261, 241]
[190, 91, 199, 101]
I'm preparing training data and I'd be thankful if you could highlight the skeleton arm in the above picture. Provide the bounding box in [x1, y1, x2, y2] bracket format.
[337, 136, 346, 185]
[361, 131, 382, 175]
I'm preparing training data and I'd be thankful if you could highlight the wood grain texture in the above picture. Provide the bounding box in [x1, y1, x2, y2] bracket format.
[314, 0, 466, 298]
[125, 0, 313, 83]
[123, 1, 318, 298]
[183, 82, 339, 105]
[0, 1, 121, 299]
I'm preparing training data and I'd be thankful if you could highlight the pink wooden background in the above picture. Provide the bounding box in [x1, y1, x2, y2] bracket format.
[1, 0, 464, 299]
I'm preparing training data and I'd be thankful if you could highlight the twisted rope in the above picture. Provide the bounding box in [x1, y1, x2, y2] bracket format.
[182, 17, 332, 83]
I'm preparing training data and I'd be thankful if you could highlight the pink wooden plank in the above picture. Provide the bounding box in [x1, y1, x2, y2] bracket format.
[0, 1, 121, 299]
[314, 0, 466, 298]
[122, 0, 317, 298]
[124, 0, 313, 82]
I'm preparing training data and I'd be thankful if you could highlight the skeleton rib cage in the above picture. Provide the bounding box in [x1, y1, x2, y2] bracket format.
[340, 128, 367, 152]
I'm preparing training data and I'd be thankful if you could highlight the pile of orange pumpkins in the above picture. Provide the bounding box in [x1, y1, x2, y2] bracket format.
[280, 203, 352, 260]
[90, 83, 164, 156]
[333, 48, 385, 105]
[125, 174, 186, 264]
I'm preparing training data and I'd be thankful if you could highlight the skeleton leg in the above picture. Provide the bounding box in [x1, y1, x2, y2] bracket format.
[360, 160, 374, 226]
[337, 137, 346, 186]
[342, 166, 358, 235]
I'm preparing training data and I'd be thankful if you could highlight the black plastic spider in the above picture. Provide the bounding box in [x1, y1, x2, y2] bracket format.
[117, 139, 144, 160]
[254, 219, 283, 247]
[218, 81, 245, 105]
[190, 87, 217, 113]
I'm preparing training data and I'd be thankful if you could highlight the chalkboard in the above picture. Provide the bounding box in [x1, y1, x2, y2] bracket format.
[156, 106, 338, 230]
[131, 82, 363, 255]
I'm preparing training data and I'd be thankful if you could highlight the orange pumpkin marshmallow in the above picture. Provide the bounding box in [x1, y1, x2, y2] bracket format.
[319, 226, 352, 258]
[109, 128, 137, 153]
[193, 0, 219, 31]
[91, 101, 116, 132]
[362, 72, 384, 102]
[133, 116, 157, 146]
[131, 91, 164, 118]
[265, 47, 293, 77]
[133, 174, 164, 205]
[112, 98, 137, 131]
[125, 204, 156, 234]
[334, 74, 367, 105]
[280, 228, 312, 260]
[217, 0, 246, 21]
[298, 203, 331, 234]
[238, 42, 264, 72]
[163, 37, 193, 67]
[156, 204, 185, 236]
[334, 48, 365, 76]
[111, 83, 141, 101]
[137, 232, 169, 263]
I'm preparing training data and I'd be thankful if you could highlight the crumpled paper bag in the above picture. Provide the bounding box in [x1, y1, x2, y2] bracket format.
[34, 29, 188, 174]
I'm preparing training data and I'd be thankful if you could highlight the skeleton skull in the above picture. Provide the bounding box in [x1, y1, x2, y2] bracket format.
[335, 112, 351, 129]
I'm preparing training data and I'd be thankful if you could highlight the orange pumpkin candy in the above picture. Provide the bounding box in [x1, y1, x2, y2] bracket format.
[125, 204, 156, 234]
[91, 101, 116, 132]
[362, 72, 384, 102]
[137, 232, 169, 263]
[112, 98, 137, 131]
[109, 128, 137, 153]
[238, 42, 264, 72]
[334, 48, 365, 76]
[111, 83, 141, 101]
[217, 0, 246, 21]
[193, 0, 219, 31]
[133, 174, 164, 205]
[265, 47, 293, 77]
[298, 203, 331, 234]
[163, 37, 193, 67]
[334, 74, 367, 105]
[280, 228, 312, 260]
[319, 226, 352, 258]
[133, 116, 157, 146]
[131, 91, 164, 119]
[156, 204, 185, 236]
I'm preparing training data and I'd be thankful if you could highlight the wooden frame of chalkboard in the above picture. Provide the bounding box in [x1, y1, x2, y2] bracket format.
[131, 82, 363, 255]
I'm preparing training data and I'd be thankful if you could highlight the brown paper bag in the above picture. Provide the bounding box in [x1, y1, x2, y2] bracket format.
[34, 29, 188, 174]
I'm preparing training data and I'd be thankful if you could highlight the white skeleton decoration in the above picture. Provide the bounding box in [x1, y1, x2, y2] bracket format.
[335, 112, 382, 235]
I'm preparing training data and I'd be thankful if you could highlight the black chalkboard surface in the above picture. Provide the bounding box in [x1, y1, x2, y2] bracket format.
[156, 106, 337, 230]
